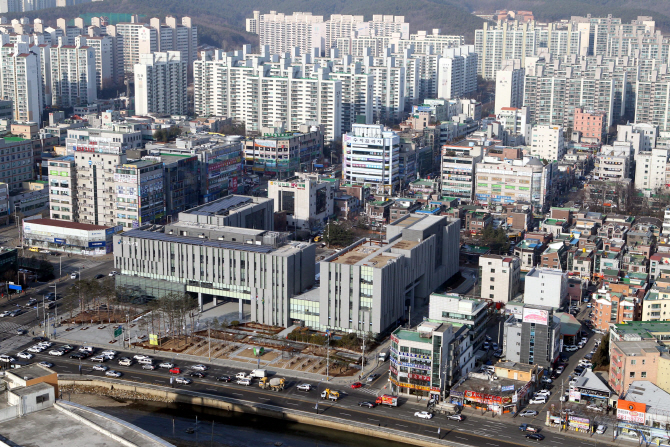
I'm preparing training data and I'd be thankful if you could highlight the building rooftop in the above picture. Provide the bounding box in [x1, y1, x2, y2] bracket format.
[623, 381, 670, 415]
[574, 369, 611, 394]
[612, 339, 664, 356]
[22, 219, 109, 231]
[394, 329, 433, 344]
[495, 361, 535, 373]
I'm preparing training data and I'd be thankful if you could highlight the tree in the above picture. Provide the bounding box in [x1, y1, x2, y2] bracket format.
[592, 333, 610, 369]
[37, 259, 54, 281]
[323, 222, 355, 247]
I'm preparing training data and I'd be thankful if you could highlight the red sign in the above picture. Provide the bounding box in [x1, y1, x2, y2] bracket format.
[230, 176, 238, 191]
[464, 390, 513, 405]
[409, 373, 430, 381]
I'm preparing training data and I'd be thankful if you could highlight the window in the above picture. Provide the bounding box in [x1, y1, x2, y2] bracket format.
[630, 372, 635, 378]
[36, 393, 49, 404]
[490, 286, 495, 290]
[631, 359, 636, 365]
[641, 372, 647, 378]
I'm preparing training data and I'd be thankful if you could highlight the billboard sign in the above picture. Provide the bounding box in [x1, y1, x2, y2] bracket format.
[522, 308, 549, 325]
[617, 399, 646, 424]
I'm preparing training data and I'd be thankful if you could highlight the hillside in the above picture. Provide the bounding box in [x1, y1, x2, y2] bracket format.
[5, 0, 484, 50]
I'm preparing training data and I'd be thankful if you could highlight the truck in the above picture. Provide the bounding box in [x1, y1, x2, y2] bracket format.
[250, 369, 266, 378]
[320, 389, 340, 401]
[375, 394, 398, 407]
[378, 351, 389, 362]
[433, 402, 459, 416]
[259, 377, 286, 391]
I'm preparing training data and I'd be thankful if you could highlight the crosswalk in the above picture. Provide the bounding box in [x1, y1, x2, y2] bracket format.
[359, 387, 380, 397]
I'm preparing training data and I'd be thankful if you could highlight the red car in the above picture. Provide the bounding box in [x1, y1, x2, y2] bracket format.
[351, 382, 363, 389]
[169, 367, 182, 374]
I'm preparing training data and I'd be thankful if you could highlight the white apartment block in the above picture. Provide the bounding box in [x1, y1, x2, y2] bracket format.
[594, 146, 631, 181]
[497, 106, 531, 143]
[635, 75, 670, 132]
[437, 45, 477, 100]
[76, 34, 113, 90]
[148, 16, 197, 67]
[635, 148, 670, 191]
[193, 50, 342, 141]
[109, 22, 156, 75]
[0, 40, 43, 124]
[134, 51, 187, 116]
[495, 59, 524, 115]
[617, 123, 657, 154]
[342, 124, 400, 195]
[530, 125, 565, 161]
[479, 254, 521, 303]
[49, 43, 97, 108]
[524, 267, 568, 309]
[441, 143, 482, 203]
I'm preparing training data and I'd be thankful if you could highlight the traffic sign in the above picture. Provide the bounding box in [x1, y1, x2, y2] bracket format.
[114, 326, 123, 337]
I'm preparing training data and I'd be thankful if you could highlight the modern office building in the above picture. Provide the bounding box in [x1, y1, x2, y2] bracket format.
[479, 254, 521, 303]
[113, 195, 315, 324]
[268, 173, 335, 234]
[242, 123, 324, 177]
[318, 214, 460, 335]
[0, 137, 34, 192]
[23, 218, 118, 256]
[134, 51, 187, 116]
[342, 124, 400, 195]
[504, 304, 561, 367]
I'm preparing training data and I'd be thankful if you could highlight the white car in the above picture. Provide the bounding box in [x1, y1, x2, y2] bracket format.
[90, 355, 106, 363]
[596, 425, 607, 434]
[587, 404, 604, 412]
[581, 337, 588, 344]
[105, 370, 122, 378]
[92, 365, 109, 372]
[28, 346, 44, 353]
[101, 350, 116, 358]
[38, 361, 54, 368]
[133, 354, 150, 360]
[541, 377, 552, 384]
[49, 349, 65, 356]
[118, 358, 133, 366]
[535, 390, 551, 397]
[414, 411, 433, 420]
[297, 383, 312, 391]
[79, 346, 94, 353]
[564, 345, 579, 352]
[109, 271, 119, 276]
[0, 311, 9, 317]
[528, 397, 547, 405]
[569, 379, 578, 387]
[519, 410, 538, 417]
[0, 355, 14, 363]
[175, 377, 192, 385]
[192, 364, 208, 371]
[16, 351, 33, 359]
[39, 341, 53, 348]
[159, 362, 175, 369]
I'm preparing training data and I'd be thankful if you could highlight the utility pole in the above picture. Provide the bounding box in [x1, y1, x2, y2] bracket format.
[208, 325, 211, 362]
[326, 330, 330, 381]
[361, 334, 366, 376]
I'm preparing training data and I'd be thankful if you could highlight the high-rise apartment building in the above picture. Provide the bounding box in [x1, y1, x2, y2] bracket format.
[76, 34, 113, 90]
[495, 59, 524, 114]
[635, 148, 670, 192]
[134, 51, 187, 116]
[436, 45, 477, 100]
[49, 43, 97, 108]
[0, 40, 43, 124]
[148, 16, 197, 67]
[109, 21, 156, 75]
[529, 125, 565, 161]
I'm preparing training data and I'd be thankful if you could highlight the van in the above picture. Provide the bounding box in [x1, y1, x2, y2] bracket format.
[250, 369, 266, 378]
[138, 358, 154, 365]
[236, 372, 249, 380]
[378, 351, 389, 362]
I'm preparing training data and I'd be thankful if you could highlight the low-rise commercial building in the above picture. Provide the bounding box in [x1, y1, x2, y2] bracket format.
[268, 173, 335, 234]
[428, 293, 489, 349]
[23, 219, 119, 256]
[478, 254, 520, 303]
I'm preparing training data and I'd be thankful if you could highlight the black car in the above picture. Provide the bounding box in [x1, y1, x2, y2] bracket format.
[94, 274, 105, 280]
[70, 353, 87, 359]
[32, 336, 48, 342]
[525, 433, 545, 441]
[216, 376, 232, 382]
[26, 298, 37, 306]
[189, 371, 206, 378]
[358, 401, 376, 408]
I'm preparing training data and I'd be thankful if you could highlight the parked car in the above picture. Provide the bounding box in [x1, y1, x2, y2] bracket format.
[529, 397, 547, 405]
[540, 377, 553, 384]
[109, 271, 119, 276]
[0, 355, 15, 363]
[38, 361, 54, 368]
[16, 352, 33, 359]
[596, 425, 607, 434]
[133, 354, 149, 360]
[564, 345, 578, 352]
[535, 390, 551, 397]
[587, 404, 605, 412]
[519, 410, 539, 418]
[414, 411, 433, 420]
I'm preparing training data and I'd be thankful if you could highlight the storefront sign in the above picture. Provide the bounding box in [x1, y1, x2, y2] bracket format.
[390, 358, 430, 371]
[389, 377, 439, 392]
[522, 308, 549, 325]
[54, 238, 66, 245]
[88, 241, 106, 248]
[501, 385, 515, 392]
[463, 390, 513, 405]
[568, 415, 590, 431]
[569, 388, 581, 401]
[617, 399, 646, 424]
[409, 373, 430, 381]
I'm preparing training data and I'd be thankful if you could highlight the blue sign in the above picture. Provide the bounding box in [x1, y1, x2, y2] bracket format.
[54, 238, 66, 244]
[88, 160, 92, 166]
[501, 385, 515, 392]
[88, 241, 106, 248]
[8, 284, 21, 291]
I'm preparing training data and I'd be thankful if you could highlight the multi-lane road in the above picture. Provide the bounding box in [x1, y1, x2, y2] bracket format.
[9, 337, 615, 447]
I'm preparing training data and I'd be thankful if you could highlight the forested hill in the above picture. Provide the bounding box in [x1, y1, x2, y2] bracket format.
[6, 0, 670, 52]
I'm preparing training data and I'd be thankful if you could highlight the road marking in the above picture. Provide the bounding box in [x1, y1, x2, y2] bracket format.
[232, 393, 243, 396]
[455, 436, 468, 440]
[206, 388, 217, 391]
[367, 418, 379, 422]
[396, 424, 408, 427]
[486, 444, 499, 446]
[131, 376, 141, 379]
[339, 412, 351, 416]
[285, 402, 299, 406]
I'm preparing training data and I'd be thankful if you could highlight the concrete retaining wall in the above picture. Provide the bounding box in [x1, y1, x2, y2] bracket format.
[54, 401, 138, 447]
[58, 375, 466, 447]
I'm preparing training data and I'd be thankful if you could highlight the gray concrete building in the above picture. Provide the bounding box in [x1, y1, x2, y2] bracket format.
[176, 195, 274, 230]
[113, 200, 314, 326]
[504, 304, 561, 368]
[318, 214, 460, 335]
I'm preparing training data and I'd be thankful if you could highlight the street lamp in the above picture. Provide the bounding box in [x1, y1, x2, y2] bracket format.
[49, 284, 58, 338]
